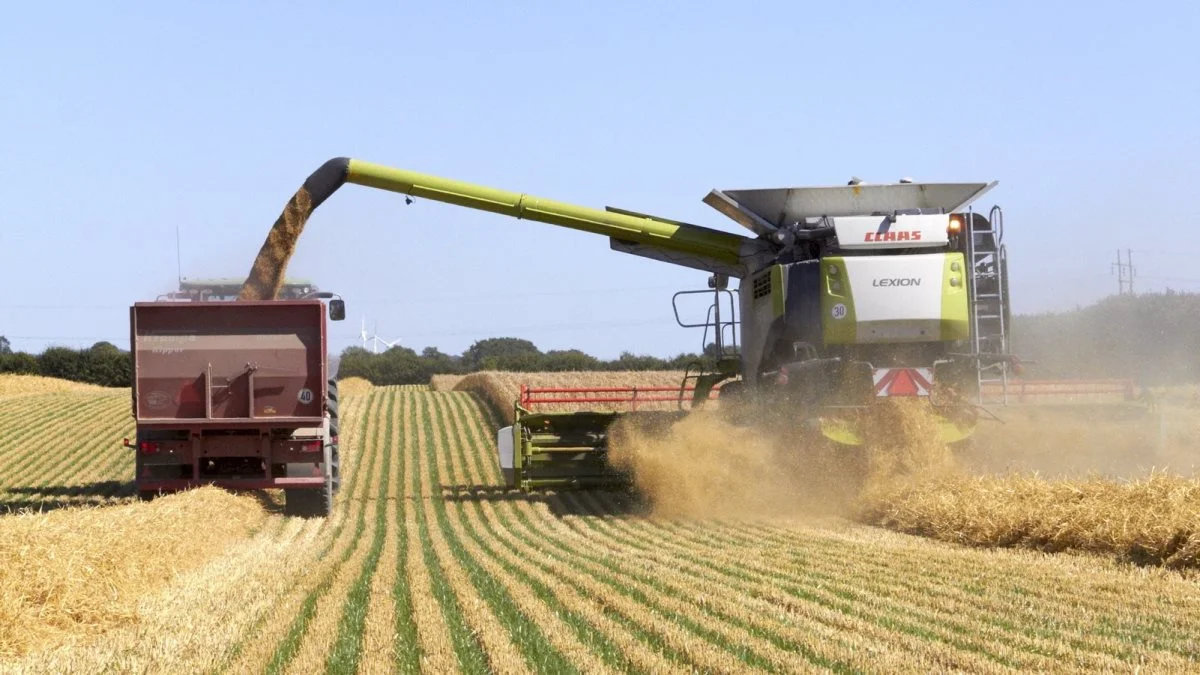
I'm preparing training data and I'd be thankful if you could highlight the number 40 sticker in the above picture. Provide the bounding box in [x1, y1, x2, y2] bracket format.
[831, 303, 848, 320]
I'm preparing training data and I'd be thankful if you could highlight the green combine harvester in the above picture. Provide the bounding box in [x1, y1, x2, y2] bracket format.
[243, 158, 1013, 491]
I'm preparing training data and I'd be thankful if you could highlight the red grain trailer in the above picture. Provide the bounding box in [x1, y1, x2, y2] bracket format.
[127, 299, 342, 517]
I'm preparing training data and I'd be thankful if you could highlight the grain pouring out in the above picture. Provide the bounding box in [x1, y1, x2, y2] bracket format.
[238, 185, 316, 301]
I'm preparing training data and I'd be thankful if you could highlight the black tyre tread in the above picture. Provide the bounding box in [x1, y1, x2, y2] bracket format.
[284, 487, 331, 518]
[330, 445, 341, 495]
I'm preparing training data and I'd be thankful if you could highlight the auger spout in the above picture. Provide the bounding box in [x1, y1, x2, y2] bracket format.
[240, 157, 757, 300]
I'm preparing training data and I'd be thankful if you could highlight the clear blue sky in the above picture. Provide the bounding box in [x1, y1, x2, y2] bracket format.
[2, 1, 1197, 359]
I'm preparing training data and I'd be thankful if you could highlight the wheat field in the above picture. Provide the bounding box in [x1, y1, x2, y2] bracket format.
[1, 375, 1199, 672]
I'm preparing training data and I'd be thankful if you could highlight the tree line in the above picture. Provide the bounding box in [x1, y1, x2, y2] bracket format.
[335, 337, 720, 385]
[4, 290, 1198, 388]
[0, 340, 132, 388]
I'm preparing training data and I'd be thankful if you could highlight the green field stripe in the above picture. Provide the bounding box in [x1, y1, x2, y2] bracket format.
[208, 391, 377, 675]
[696, 515, 1199, 659]
[484, 495, 711, 671]
[412, 392, 489, 675]
[0, 394, 111, 466]
[3, 395, 127, 484]
[1, 405, 132, 510]
[573, 490, 1014, 670]
[0, 395, 125, 490]
[425, 392, 577, 674]
[457, 392, 507, 485]
[448, 393, 804, 670]
[512, 495, 795, 673]
[259, 389, 386, 675]
[16, 407, 135, 496]
[448, 392, 502, 486]
[670, 518, 1085, 654]
[442, 390, 639, 673]
[574, 490, 1076, 671]
[727, 518, 1200, 662]
[392, 390, 421, 673]
[443, 393, 727, 670]
[324, 388, 397, 674]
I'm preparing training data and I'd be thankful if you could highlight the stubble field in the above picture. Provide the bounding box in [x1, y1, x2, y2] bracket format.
[1, 374, 1199, 673]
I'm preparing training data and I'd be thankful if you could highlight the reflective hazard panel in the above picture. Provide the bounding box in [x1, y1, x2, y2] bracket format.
[873, 368, 934, 397]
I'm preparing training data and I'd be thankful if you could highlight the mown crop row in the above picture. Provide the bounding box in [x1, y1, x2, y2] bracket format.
[214, 385, 1200, 673]
[0, 388, 134, 513]
[4, 381, 1200, 673]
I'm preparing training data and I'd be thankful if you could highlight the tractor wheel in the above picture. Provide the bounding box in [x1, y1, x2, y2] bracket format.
[327, 378, 338, 403]
[327, 382, 339, 420]
[326, 379, 340, 437]
[284, 443, 334, 518]
[330, 441, 341, 496]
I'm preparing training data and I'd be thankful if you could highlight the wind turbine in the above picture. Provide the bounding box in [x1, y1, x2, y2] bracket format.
[360, 317, 403, 353]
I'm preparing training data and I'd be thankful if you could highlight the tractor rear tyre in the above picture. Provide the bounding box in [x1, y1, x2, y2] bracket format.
[284, 442, 334, 518]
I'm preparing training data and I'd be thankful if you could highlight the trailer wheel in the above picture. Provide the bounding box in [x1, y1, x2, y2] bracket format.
[137, 489, 157, 502]
[283, 441, 334, 518]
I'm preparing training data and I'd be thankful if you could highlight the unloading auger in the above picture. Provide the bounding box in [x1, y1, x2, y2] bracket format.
[241, 158, 1013, 490]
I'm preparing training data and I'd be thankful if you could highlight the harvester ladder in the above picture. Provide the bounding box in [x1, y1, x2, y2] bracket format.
[673, 283, 739, 408]
[966, 205, 1010, 405]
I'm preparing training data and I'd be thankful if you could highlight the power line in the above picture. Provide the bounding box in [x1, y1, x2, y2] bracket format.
[0, 285, 686, 311]
[1112, 248, 1135, 295]
[1, 317, 679, 345]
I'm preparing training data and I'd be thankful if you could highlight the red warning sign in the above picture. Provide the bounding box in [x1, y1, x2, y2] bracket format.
[872, 368, 934, 397]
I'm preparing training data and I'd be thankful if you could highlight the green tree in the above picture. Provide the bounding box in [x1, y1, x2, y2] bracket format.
[540, 349, 601, 372]
[462, 338, 541, 371]
[0, 352, 38, 374]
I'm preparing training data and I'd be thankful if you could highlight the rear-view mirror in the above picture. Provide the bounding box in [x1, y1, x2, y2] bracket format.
[329, 298, 346, 321]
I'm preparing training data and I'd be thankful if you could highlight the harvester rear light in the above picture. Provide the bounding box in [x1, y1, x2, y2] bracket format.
[139, 441, 160, 455]
[947, 215, 964, 235]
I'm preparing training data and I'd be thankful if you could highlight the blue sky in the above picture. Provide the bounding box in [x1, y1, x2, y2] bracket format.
[2, 1, 1197, 359]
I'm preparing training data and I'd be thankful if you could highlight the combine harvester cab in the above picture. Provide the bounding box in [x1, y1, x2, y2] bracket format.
[127, 297, 344, 517]
[700, 180, 1014, 446]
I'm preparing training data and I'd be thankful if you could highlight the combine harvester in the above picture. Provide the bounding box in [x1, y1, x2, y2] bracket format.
[238, 159, 1020, 491]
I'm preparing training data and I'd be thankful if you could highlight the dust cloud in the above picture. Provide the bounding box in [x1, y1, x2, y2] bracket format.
[606, 398, 955, 521]
[963, 401, 1200, 479]
[606, 390, 1200, 523]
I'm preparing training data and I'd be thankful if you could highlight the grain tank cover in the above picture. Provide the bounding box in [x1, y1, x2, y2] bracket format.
[708, 181, 996, 228]
[130, 300, 327, 425]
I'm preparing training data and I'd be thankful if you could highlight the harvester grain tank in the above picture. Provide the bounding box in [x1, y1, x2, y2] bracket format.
[240, 158, 1013, 490]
